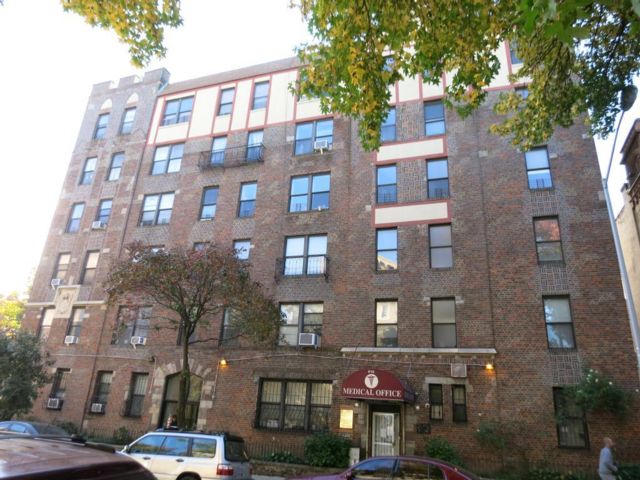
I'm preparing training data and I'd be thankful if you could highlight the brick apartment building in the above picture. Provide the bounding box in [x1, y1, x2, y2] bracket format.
[22, 47, 640, 472]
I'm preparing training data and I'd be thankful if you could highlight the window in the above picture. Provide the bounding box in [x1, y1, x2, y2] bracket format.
[429, 224, 453, 268]
[66, 307, 85, 340]
[200, 187, 219, 220]
[192, 438, 217, 458]
[429, 384, 443, 420]
[544, 297, 575, 349]
[397, 460, 445, 480]
[221, 308, 240, 346]
[252, 81, 270, 110]
[381, 107, 396, 142]
[377, 165, 397, 204]
[424, 100, 445, 136]
[129, 434, 165, 454]
[50, 368, 70, 400]
[553, 388, 588, 448]
[66, 203, 85, 233]
[38, 308, 55, 341]
[152, 143, 183, 175]
[534, 217, 563, 262]
[525, 147, 552, 189]
[376, 228, 398, 271]
[516, 87, 529, 99]
[193, 242, 209, 252]
[246, 130, 263, 161]
[94, 113, 109, 139]
[509, 41, 522, 65]
[140, 192, 174, 226]
[81, 251, 100, 284]
[351, 459, 396, 479]
[108, 152, 124, 181]
[295, 119, 333, 155]
[210, 136, 227, 165]
[427, 159, 449, 199]
[432, 298, 456, 347]
[452, 385, 467, 422]
[289, 173, 330, 212]
[80, 157, 97, 185]
[279, 303, 323, 345]
[96, 199, 112, 225]
[257, 379, 332, 431]
[162, 96, 193, 125]
[53, 253, 71, 282]
[284, 235, 327, 275]
[238, 182, 257, 217]
[376, 300, 398, 347]
[112, 306, 151, 345]
[125, 373, 149, 417]
[218, 88, 235, 115]
[92, 371, 113, 409]
[120, 107, 136, 134]
[234, 240, 251, 261]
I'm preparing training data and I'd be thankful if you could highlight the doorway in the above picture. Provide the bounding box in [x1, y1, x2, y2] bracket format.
[370, 405, 400, 456]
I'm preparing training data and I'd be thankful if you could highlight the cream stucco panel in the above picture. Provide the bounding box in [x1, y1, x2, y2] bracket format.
[213, 114, 231, 134]
[148, 98, 164, 144]
[296, 98, 323, 119]
[422, 79, 444, 98]
[268, 71, 296, 124]
[377, 138, 445, 162]
[248, 108, 267, 128]
[398, 77, 421, 102]
[489, 44, 511, 88]
[155, 122, 189, 144]
[231, 80, 252, 130]
[388, 84, 397, 104]
[189, 87, 218, 137]
[375, 201, 449, 226]
[165, 90, 196, 101]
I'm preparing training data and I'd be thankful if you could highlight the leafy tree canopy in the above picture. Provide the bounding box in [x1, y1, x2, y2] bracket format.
[295, 0, 640, 150]
[0, 293, 24, 334]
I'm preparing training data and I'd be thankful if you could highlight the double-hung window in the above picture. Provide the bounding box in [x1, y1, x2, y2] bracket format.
[246, 130, 263, 162]
[376, 228, 398, 271]
[429, 384, 444, 420]
[238, 182, 257, 217]
[429, 224, 453, 268]
[66, 203, 85, 233]
[289, 173, 330, 212]
[295, 119, 333, 155]
[94, 113, 109, 139]
[210, 136, 227, 165]
[125, 373, 149, 417]
[376, 165, 397, 204]
[50, 368, 70, 401]
[252, 81, 269, 110]
[525, 147, 553, 189]
[81, 251, 100, 284]
[432, 298, 456, 347]
[152, 143, 183, 174]
[509, 41, 523, 65]
[112, 306, 151, 345]
[452, 385, 467, 422]
[553, 387, 588, 448]
[200, 187, 219, 220]
[257, 379, 332, 431]
[53, 253, 71, 282]
[140, 193, 174, 226]
[193, 242, 209, 252]
[162, 96, 193, 125]
[279, 303, 324, 346]
[220, 308, 240, 346]
[381, 107, 396, 142]
[234, 240, 251, 261]
[38, 308, 55, 341]
[91, 371, 113, 411]
[544, 297, 575, 349]
[96, 199, 112, 225]
[424, 100, 445, 136]
[120, 107, 136, 134]
[534, 217, 563, 262]
[284, 235, 327, 276]
[108, 152, 124, 181]
[427, 159, 449, 198]
[66, 307, 85, 340]
[80, 157, 97, 185]
[218, 88, 235, 115]
[376, 300, 398, 347]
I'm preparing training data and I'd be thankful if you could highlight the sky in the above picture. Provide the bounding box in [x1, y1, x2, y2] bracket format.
[0, 1, 638, 296]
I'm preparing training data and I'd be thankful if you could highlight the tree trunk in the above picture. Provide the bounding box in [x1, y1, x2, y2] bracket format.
[176, 322, 190, 428]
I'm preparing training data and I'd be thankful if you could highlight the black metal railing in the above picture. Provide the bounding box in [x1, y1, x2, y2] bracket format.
[198, 144, 265, 169]
[275, 255, 329, 282]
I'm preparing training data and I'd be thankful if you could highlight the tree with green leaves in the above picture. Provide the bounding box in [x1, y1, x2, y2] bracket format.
[0, 293, 24, 334]
[104, 242, 281, 428]
[0, 331, 50, 419]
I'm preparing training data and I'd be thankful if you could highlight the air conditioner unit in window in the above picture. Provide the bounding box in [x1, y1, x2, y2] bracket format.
[90, 402, 105, 413]
[47, 398, 62, 410]
[91, 220, 106, 230]
[130, 336, 147, 346]
[298, 332, 319, 347]
[313, 139, 329, 152]
[450, 363, 467, 378]
[64, 335, 79, 345]
[50, 278, 62, 288]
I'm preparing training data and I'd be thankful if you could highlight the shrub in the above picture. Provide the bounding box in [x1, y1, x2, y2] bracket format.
[525, 469, 595, 480]
[475, 420, 508, 451]
[53, 420, 80, 435]
[112, 426, 134, 445]
[424, 437, 463, 467]
[268, 450, 303, 464]
[618, 465, 640, 480]
[304, 432, 351, 467]
[568, 369, 632, 417]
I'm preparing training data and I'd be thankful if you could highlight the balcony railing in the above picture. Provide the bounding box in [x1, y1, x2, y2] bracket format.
[198, 144, 264, 169]
[275, 255, 329, 282]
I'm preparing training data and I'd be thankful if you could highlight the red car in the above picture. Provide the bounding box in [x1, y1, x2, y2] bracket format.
[290, 456, 481, 480]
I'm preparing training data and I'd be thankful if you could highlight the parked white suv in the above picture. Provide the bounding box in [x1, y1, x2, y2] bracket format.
[123, 430, 252, 480]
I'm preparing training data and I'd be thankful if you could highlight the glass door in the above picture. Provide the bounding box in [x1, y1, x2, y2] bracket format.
[372, 412, 396, 456]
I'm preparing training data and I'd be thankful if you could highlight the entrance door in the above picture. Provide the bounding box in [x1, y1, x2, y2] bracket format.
[372, 412, 397, 456]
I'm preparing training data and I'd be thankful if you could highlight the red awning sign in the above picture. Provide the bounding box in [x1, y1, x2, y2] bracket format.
[341, 369, 415, 403]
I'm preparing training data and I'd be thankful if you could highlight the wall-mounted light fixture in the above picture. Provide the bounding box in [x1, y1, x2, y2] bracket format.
[219, 359, 228, 367]
[485, 362, 494, 371]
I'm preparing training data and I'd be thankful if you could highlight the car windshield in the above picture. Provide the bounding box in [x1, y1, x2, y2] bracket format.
[224, 440, 249, 462]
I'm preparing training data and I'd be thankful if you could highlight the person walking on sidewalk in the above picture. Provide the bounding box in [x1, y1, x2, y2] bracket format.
[598, 437, 617, 480]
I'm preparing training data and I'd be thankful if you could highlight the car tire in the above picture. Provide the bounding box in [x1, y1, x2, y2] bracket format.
[179, 475, 199, 480]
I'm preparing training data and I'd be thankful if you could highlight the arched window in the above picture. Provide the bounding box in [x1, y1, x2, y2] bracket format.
[160, 373, 203, 429]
